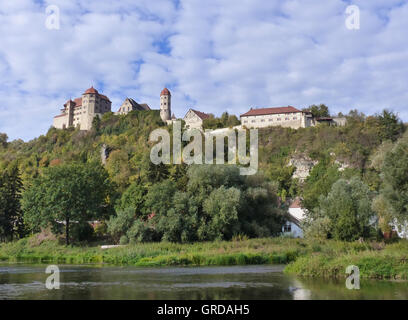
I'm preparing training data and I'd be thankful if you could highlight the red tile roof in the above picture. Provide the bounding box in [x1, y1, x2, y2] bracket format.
[74, 98, 82, 106]
[84, 86, 98, 94]
[289, 197, 302, 209]
[240, 106, 301, 117]
[160, 88, 171, 96]
[191, 109, 210, 120]
[54, 114, 67, 118]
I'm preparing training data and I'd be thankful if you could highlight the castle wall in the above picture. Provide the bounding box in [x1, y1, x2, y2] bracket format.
[53, 115, 69, 129]
[241, 112, 307, 129]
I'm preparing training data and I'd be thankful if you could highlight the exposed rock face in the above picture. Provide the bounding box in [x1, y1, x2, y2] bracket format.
[101, 144, 110, 165]
[288, 154, 318, 182]
[334, 159, 351, 171]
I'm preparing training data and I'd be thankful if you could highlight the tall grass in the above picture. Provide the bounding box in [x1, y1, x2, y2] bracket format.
[1, 236, 407, 279]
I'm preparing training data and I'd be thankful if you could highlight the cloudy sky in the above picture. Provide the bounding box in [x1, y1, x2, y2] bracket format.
[0, 0, 407, 141]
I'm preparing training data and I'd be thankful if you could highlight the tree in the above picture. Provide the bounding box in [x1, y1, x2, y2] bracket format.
[199, 186, 241, 240]
[0, 133, 7, 148]
[302, 157, 341, 211]
[22, 162, 113, 245]
[377, 135, 408, 227]
[116, 179, 146, 215]
[376, 109, 405, 142]
[0, 165, 24, 241]
[305, 104, 330, 118]
[309, 177, 375, 241]
[92, 115, 101, 134]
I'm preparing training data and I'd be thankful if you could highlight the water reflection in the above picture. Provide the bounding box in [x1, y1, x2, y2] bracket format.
[0, 263, 406, 300]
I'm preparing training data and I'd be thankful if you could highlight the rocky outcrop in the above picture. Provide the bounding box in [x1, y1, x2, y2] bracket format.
[101, 144, 111, 165]
[288, 154, 318, 182]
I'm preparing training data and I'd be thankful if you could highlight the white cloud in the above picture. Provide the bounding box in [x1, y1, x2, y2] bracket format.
[0, 0, 408, 141]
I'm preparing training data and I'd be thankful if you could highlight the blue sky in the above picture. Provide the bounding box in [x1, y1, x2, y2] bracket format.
[0, 0, 407, 141]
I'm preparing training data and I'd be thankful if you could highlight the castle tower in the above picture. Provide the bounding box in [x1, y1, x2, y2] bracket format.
[160, 88, 171, 122]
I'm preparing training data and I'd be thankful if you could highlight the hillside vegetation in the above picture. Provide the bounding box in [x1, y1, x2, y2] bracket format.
[0, 108, 406, 245]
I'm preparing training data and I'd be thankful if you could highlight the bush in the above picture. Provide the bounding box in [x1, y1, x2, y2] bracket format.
[119, 235, 129, 245]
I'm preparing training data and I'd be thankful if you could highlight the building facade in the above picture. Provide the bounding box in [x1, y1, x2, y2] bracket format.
[116, 98, 150, 115]
[53, 87, 112, 131]
[240, 106, 313, 129]
[282, 198, 306, 238]
[183, 109, 210, 129]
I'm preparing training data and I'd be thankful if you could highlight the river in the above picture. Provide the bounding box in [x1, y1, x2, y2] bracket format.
[0, 263, 406, 300]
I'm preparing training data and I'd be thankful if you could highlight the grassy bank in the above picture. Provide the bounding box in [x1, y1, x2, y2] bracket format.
[0, 236, 407, 279]
[284, 240, 408, 280]
[0, 237, 303, 266]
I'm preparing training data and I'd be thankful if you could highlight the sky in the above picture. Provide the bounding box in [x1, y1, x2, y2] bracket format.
[0, 0, 407, 141]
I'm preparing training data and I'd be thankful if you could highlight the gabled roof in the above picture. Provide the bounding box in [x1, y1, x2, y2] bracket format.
[190, 109, 210, 120]
[240, 106, 301, 117]
[289, 197, 302, 209]
[139, 103, 151, 111]
[117, 98, 151, 112]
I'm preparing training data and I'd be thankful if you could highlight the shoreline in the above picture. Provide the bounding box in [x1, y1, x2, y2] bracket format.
[0, 237, 407, 279]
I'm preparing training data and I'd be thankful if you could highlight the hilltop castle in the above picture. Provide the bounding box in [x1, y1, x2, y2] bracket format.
[53, 87, 112, 131]
[53, 87, 346, 131]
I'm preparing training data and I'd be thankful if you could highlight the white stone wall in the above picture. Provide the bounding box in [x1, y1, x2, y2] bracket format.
[282, 221, 303, 238]
[241, 112, 308, 129]
[184, 110, 203, 129]
[117, 100, 133, 115]
[53, 115, 68, 129]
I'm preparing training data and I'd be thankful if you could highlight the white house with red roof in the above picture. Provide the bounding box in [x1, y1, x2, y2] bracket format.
[53, 87, 112, 131]
[241, 106, 314, 129]
[282, 197, 307, 238]
[183, 108, 210, 129]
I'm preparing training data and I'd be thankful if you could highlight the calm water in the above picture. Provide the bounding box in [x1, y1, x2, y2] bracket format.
[0, 263, 407, 300]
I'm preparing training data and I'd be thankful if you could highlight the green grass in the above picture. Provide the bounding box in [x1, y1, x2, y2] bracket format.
[284, 240, 408, 280]
[0, 236, 303, 266]
[0, 236, 407, 279]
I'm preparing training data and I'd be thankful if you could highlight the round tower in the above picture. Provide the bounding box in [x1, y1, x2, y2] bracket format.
[160, 88, 171, 122]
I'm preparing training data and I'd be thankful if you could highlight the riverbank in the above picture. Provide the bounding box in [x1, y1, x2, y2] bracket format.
[0, 236, 407, 279]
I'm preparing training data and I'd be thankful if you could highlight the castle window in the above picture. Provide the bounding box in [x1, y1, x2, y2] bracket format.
[261, 119, 265, 122]
[293, 117, 297, 120]
[269, 119, 273, 121]
[251, 120, 255, 123]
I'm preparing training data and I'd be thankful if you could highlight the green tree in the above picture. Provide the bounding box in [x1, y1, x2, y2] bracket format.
[377, 135, 408, 227]
[376, 109, 405, 142]
[116, 179, 146, 215]
[302, 157, 341, 211]
[310, 177, 375, 241]
[0, 133, 7, 148]
[0, 165, 24, 241]
[22, 162, 113, 245]
[305, 104, 330, 118]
